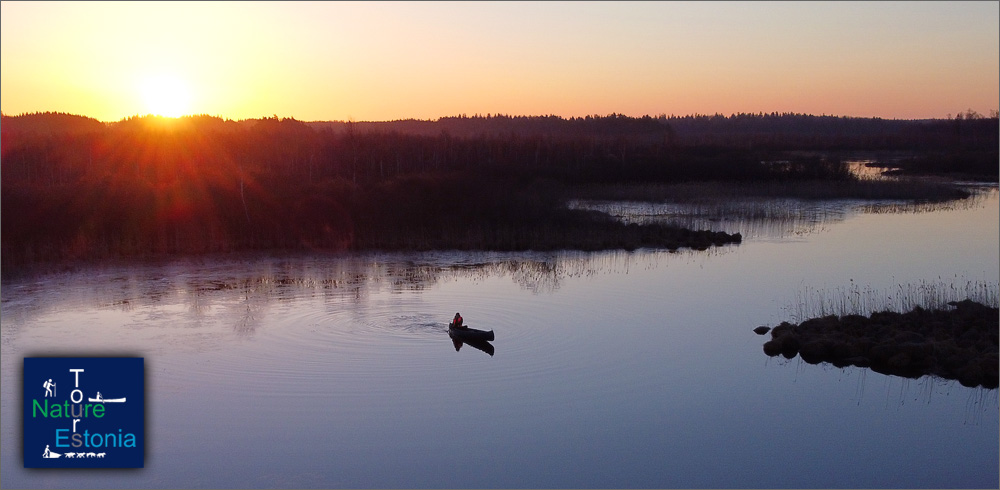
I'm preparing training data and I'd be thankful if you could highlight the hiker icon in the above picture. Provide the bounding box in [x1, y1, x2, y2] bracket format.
[43, 379, 55, 398]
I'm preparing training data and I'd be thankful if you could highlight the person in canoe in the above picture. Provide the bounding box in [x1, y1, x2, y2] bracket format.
[452, 312, 464, 329]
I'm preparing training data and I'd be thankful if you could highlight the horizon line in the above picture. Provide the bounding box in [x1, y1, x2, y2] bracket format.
[5, 109, 998, 125]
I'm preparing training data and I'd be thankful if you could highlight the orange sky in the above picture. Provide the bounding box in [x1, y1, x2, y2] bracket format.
[2, 1, 998, 122]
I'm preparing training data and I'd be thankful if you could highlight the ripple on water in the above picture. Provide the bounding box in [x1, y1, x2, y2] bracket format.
[170, 277, 600, 404]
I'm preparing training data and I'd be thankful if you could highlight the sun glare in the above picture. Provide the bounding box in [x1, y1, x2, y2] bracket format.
[139, 73, 191, 118]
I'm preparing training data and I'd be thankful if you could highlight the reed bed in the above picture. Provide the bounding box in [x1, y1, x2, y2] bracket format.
[786, 278, 999, 323]
[569, 180, 990, 241]
[765, 278, 998, 388]
[568, 178, 972, 203]
[569, 198, 844, 240]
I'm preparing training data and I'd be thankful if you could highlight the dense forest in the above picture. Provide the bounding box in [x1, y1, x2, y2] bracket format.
[308, 110, 999, 151]
[2, 111, 997, 269]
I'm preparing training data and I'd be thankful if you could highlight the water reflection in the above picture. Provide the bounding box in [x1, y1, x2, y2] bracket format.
[845, 159, 901, 180]
[450, 336, 495, 357]
[571, 184, 997, 240]
[575, 198, 846, 239]
[861, 184, 997, 214]
[1, 249, 714, 336]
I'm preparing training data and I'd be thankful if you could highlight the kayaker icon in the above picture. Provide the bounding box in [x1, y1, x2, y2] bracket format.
[88, 391, 127, 403]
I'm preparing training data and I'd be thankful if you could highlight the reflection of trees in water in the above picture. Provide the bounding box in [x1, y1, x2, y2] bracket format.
[502, 260, 563, 294]
[861, 185, 996, 215]
[573, 199, 846, 239]
[444, 249, 717, 294]
[171, 255, 608, 318]
[382, 262, 439, 292]
[572, 184, 995, 240]
[453, 259, 565, 293]
[3, 250, 710, 332]
[232, 278, 270, 336]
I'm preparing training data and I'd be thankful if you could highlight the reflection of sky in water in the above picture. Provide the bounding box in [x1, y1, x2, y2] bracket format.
[571, 197, 847, 240]
[570, 185, 997, 243]
[1, 189, 997, 488]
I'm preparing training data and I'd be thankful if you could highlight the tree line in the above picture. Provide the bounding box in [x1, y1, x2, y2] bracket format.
[305, 111, 999, 151]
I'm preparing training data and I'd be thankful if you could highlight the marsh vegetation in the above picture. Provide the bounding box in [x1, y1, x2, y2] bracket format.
[760, 280, 999, 388]
[2, 111, 995, 270]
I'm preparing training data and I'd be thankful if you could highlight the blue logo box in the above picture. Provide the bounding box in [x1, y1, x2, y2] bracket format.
[23, 357, 144, 468]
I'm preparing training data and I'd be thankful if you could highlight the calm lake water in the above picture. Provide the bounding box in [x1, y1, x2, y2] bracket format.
[2, 187, 998, 488]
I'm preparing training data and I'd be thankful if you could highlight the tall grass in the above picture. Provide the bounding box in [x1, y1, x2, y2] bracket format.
[786, 278, 999, 322]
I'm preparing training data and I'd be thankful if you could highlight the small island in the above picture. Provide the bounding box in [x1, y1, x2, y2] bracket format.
[760, 299, 999, 388]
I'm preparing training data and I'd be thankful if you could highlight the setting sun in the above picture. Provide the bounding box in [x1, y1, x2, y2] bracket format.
[139, 72, 191, 117]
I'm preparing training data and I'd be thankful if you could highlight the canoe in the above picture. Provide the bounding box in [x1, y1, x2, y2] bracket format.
[88, 396, 126, 403]
[448, 323, 495, 342]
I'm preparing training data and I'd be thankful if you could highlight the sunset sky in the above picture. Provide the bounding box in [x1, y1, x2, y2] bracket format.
[2, 1, 997, 122]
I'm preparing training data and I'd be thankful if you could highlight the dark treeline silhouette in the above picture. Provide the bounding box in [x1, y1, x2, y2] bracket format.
[657, 110, 999, 151]
[309, 113, 669, 144]
[2, 111, 995, 268]
[306, 111, 999, 152]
